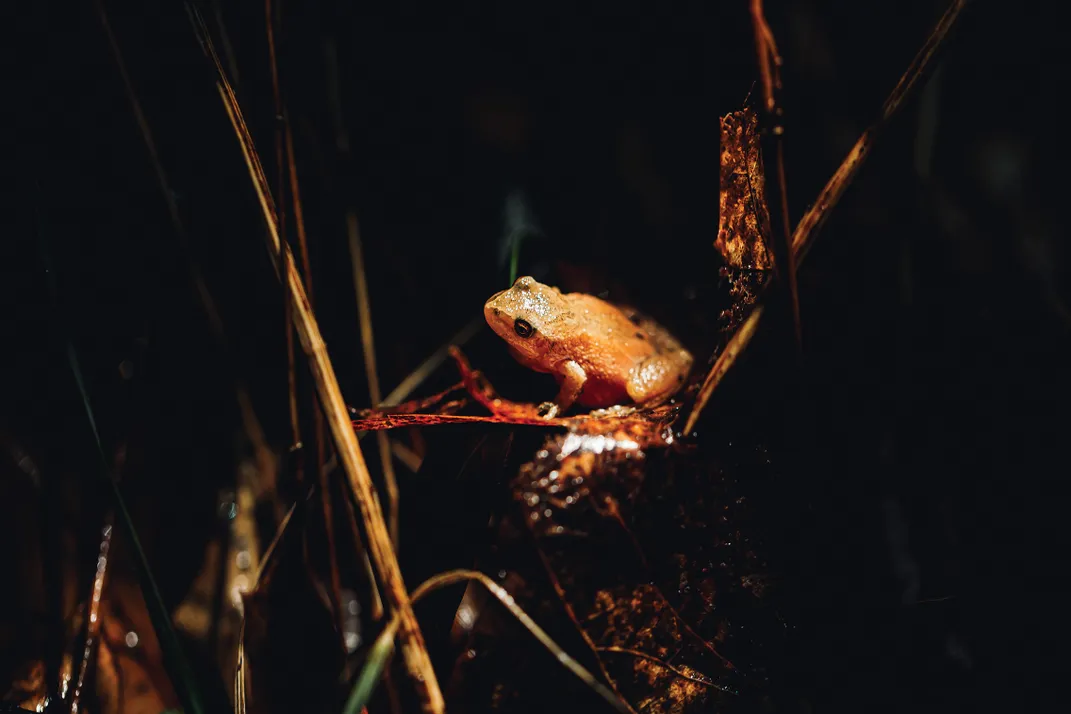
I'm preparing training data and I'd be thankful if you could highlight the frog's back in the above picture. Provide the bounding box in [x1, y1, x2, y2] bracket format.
[568, 294, 684, 356]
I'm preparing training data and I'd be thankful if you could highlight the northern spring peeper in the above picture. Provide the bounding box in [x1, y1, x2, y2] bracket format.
[483, 276, 694, 419]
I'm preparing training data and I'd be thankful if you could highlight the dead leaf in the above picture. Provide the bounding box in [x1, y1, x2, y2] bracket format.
[716, 108, 774, 272]
[714, 108, 776, 340]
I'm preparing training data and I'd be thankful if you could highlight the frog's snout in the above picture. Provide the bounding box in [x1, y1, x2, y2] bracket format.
[483, 296, 504, 329]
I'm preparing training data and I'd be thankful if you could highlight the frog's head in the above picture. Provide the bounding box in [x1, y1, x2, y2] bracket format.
[484, 276, 572, 361]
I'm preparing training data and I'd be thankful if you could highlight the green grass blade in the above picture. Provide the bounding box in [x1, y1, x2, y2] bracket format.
[509, 234, 521, 286]
[342, 617, 402, 714]
[34, 195, 209, 714]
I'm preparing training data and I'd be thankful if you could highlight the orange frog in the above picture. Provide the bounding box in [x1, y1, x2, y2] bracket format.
[484, 276, 693, 419]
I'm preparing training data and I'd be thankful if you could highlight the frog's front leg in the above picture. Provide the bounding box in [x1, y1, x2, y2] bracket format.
[626, 351, 691, 404]
[539, 360, 586, 419]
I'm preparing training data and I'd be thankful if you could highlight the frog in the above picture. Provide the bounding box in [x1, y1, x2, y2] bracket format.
[483, 276, 694, 419]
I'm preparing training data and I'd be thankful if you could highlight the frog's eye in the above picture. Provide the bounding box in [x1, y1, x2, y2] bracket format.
[513, 318, 535, 338]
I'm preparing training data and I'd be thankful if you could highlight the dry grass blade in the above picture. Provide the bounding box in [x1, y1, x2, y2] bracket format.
[340, 481, 386, 622]
[684, 305, 765, 434]
[263, 0, 345, 647]
[345, 570, 632, 714]
[750, 0, 801, 347]
[287, 119, 332, 543]
[251, 500, 297, 589]
[286, 121, 315, 304]
[791, 0, 968, 262]
[232, 501, 295, 714]
[345, 211, 401, 548]
[380, 317, 485, 409]
[390, 439, 423, 473]
[182, 6, 444, 709]
[316, 463, 346, 644]
[209, 0, 241, 89]
[264, 0, 299, 461]
[233, 638, 246, 714]
[324, 35, 402, 550]
[69, 518, 113, 714]
[686, 0, 969, 431]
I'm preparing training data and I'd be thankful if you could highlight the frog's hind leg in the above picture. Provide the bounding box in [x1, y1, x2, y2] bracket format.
[627, 351, 693, 404]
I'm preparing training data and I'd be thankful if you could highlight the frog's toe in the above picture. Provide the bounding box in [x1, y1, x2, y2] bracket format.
[537, 401, 560, 419]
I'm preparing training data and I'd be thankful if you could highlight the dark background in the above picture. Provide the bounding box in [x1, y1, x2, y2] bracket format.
[5, 0, 1067, 712]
